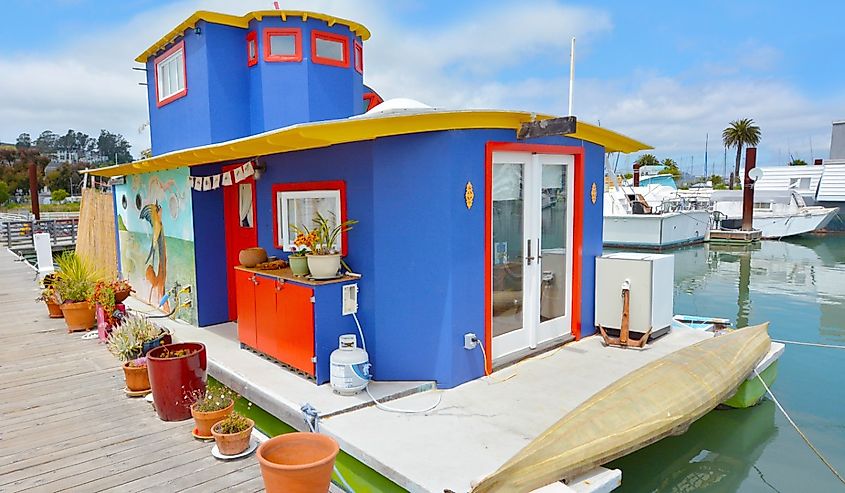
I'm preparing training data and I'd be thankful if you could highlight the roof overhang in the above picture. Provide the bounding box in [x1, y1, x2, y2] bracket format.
[136, 10, 371, 63]
[84, 110, 652, 178]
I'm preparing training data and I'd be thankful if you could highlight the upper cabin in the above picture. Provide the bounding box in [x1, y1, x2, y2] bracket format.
[139, 11, 370, 156]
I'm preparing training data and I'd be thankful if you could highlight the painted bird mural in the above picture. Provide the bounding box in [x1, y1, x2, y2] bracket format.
[140, 202, 168, 310]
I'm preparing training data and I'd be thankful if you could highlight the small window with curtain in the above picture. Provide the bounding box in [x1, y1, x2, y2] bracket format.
[311, 31, 349, 68]
[154, 40, 187, 107]
[353, 41, 363, 73]
[246, 31, 258, 67]
[273, 181, 348, 254]
[264, 28, 302, 62]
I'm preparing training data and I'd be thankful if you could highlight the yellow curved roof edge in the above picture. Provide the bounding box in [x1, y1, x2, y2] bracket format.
[136, 10, 371, 63]
[84, 111, 651, 178]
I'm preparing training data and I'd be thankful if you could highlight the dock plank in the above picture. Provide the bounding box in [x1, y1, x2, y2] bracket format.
[0, 251, 264, 492]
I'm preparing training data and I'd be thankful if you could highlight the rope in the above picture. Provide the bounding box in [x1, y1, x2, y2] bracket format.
[771, 339, 845, 350]
[754, 369, 845, 486]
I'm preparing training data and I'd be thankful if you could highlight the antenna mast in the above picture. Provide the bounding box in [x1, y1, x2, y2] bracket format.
[568, 37, 576, 116]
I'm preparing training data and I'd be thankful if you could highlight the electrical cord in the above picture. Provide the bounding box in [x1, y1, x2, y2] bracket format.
[473, 336, 491, 376]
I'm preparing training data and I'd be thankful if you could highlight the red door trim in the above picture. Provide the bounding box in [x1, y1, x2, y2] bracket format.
[483, 142, 585, 374]
[224, 162, 259, 321]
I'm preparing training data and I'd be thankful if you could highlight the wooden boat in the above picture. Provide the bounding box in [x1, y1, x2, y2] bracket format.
[471, 323, 771, 493]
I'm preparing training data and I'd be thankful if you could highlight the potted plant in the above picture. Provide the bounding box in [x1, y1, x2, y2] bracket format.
[212, 412, 255, 455]
[146, 342, 207, 421]
[188, 386, 236, 438]
[106, 319, 149, 392]
[257, 432, 339, 493]
[288, 238, 311, 277]
[91, 279, 133, 329]
[54, 252, 102, 332]
[37, 273, 63, 318]
[298, 212, 357, 279]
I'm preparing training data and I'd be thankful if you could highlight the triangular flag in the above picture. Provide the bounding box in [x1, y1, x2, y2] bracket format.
[211, 174, 221, 190]
[203, 176, 212, 191]
[233, 166, 245, 183]
[242, 161, 255, 177]
[221, 171, 233, 186]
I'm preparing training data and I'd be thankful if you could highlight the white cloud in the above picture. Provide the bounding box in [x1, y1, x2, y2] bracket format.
[0, 0, 840, 172]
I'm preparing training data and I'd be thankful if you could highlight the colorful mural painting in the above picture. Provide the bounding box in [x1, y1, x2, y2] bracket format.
[114, 168, 198, 324]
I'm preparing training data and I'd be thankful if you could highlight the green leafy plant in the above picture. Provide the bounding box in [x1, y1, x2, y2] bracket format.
[36, 273, 59, 302]
[295, 211, 357, 255]
[54, 252, 103, 303]
[187, 384, 237, 412]
[214, 412, 252, 434]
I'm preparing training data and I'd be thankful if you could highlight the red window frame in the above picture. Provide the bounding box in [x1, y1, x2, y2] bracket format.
[264, 28, 302, 62]
[246, 31, 258, 67]
[154, 40, 187, 108]
[311, 30, 349, 68]
[272, 180, 348, 255]
[353, 40, 363, 74]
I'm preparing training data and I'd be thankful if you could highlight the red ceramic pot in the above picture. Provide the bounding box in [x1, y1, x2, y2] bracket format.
[146, 342, 207, 421]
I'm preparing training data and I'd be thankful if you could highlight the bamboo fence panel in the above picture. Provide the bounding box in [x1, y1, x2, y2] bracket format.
[75, 188, 117, 278]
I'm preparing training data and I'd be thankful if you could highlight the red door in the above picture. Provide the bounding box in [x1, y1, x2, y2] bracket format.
[235, 270, 257, 348]
[276, 283, 315, 376]
[224, 164, 258, 321]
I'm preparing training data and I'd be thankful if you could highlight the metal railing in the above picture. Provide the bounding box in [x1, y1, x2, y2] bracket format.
[2, 219, 79, 249]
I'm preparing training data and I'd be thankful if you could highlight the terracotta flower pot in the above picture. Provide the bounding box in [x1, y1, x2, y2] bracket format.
[60, 301, 96, 332]
[257, 432, 339, 493]
[191, 399, 235, 438]
[123, 362, 151, 392]
[305, 254, 341, 279]
[212, 418, 255, 455]
[45, 299, 64, 318]
[239, 247, 268, 268]
[114, 287, 132, 303]
[146, 342, 207, 421]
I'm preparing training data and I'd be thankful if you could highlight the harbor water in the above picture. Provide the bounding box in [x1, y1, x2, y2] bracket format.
[606, 237, 845, 492]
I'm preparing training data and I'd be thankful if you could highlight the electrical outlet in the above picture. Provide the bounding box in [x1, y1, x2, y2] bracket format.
[464, 333, 478, 350]
[342, 284, 359, 315]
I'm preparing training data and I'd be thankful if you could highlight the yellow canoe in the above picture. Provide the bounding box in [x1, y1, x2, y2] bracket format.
[472, 323, 771, 493]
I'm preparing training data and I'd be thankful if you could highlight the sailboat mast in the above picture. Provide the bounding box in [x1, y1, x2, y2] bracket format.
[704, 133, 709, 179]
[568, 37, 575, 116]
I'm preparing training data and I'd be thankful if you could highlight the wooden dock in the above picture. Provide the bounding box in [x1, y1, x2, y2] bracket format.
[0, 250, 265, 492]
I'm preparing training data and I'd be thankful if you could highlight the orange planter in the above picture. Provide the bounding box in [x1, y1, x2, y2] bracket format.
[45, 299, 64, 318]
[114, 288, 132, 303]
[123, 363, 151, 392]
[60, 302, 96, 332]
[212, 418, 254, 455]
[257, 432, 339, 493]
[191, 399, 235, 438]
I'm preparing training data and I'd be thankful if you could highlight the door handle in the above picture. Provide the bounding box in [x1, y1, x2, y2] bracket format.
[537, 238, 542, 260]
[526, 239, 535, 265]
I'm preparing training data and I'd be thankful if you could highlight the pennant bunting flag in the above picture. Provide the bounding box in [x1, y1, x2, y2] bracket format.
[188, 176, 194, 187]
[233, 166, 245, 183]
[221, 171, 233, 187]
[211, 174, 221, 190]
[242, 161, 255, 178]
[203, 176, 212, 191]
[193, 178, 203, 191]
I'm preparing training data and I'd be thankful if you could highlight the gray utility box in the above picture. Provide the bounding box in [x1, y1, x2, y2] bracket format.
[595, 252, 674, 339]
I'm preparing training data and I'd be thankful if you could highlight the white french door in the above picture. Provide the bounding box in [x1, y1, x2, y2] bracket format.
[491, 151, 574, 363]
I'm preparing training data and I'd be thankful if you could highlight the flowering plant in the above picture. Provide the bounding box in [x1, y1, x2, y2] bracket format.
[36, 273, 59, 303]
[186, 386, 238, 412]
[90, 279, 134, 326]
[293, 212, 357, 256]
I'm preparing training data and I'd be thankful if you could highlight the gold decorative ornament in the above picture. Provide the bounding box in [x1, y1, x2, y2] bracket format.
[465, 182, 475, 209]
[590, 183, 598, 204]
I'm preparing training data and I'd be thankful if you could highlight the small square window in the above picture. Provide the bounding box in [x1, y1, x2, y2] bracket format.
[353, 41, 363, 74]
[246, 32, 258, 67]
[264, 28, 302, 62]
[154, 40, 187, 107]
[311, 30, 349, 68]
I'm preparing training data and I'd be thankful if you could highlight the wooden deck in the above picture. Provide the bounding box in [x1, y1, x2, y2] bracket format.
[0, 251, 264, 492]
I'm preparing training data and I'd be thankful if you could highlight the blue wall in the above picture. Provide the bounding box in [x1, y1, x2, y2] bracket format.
[190, 163, 230, 327]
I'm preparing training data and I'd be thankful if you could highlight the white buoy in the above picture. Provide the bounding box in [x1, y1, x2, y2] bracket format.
[330, 334, 370, 395]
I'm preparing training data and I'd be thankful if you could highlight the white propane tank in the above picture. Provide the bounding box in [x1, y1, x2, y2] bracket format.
[330, 334, 371, 395]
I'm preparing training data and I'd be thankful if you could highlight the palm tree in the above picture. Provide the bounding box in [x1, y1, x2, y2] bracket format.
[722, 119, 761, 189]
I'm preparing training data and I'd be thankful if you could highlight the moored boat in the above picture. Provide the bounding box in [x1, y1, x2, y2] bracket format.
[472, 323, 771, 493]
[711, 190, 838, 238]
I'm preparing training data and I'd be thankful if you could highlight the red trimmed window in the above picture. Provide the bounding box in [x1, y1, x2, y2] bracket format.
[264, 28, 302, 62]
[246, 31, 258, 67]
[311, 30, 349, 68]
[272, 181, 348, 255]
[154, 40, 187, 107]
[353, 40, 363, 74]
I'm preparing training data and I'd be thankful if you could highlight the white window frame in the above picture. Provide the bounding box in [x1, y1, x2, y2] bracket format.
[155, 41, 186, 106]
[277, 190, 342, 252]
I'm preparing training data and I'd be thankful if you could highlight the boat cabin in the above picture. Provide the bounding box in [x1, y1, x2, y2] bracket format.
[92, 9, 650, 389]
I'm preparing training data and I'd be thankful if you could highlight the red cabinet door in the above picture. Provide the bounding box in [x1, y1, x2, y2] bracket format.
[235, 270, 257, 348]
[254, 276, 280, 358]
[276, 283, 315, 376]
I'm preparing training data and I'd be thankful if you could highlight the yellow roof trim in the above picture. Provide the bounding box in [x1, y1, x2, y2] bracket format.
[85, 111, 651, 178]
[136, 10, 371, 63]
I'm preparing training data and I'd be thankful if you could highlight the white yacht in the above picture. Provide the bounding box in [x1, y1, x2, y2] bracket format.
[710, 190, 838, 238]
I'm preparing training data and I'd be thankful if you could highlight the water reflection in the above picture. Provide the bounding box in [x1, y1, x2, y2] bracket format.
[608, 402, 778, 493]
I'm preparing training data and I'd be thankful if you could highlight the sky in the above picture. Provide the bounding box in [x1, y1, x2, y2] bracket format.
[0, 0, 843, 175]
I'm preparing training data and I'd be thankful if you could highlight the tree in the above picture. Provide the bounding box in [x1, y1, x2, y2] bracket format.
[16, 133, 31, 149]
[96, 130, 133, 164]
[51, 189, 69, 203]
[34, 130, 58, 153]
[722, 118, 761, 189]
[660, 158, 681, 179]
[710, 174, 728, 190]
[788, 158, 808, 166]
[635, 153, 660, 166]
[0, 181, 9, 205]
[0, 148, 49, 194]
[45, 163, 85, 194]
